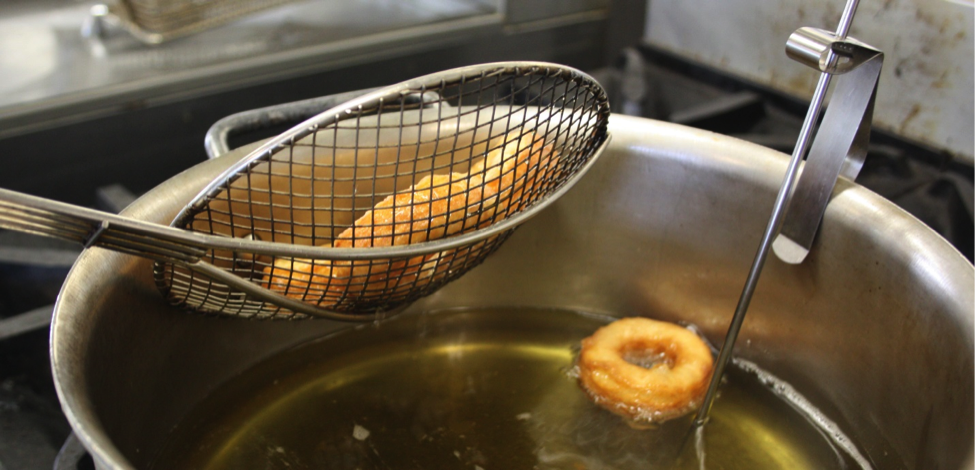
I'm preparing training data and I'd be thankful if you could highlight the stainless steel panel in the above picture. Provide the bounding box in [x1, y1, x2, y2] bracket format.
[0, 0, 502, 138]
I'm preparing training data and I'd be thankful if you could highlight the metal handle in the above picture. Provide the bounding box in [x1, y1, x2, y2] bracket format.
[0, 191, 417, 322]
[54, 432, 89, 470]
[693, 0, 864, 429]
[0, 188, 208, 263]
[204, 87, 444, 159]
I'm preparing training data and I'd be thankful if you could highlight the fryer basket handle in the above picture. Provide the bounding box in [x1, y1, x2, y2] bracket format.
[204, 87, 444, 159]
[204, 88, 380, 160]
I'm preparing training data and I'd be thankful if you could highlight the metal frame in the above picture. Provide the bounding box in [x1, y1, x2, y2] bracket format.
[0, 62, 610, 322]
[161, 62, 610, 320]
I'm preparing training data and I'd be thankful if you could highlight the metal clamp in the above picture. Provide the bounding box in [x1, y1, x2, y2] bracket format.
[772, 27, 883, 264]
[694, 0, 872, 432]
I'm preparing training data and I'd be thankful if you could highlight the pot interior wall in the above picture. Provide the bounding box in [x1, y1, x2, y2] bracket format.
[51, 115, 974, 469]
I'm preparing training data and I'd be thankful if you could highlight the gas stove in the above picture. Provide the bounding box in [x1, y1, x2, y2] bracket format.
[0, 45, 971, 469]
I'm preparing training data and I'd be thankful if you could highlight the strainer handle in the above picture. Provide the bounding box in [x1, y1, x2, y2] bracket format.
[0, 188, 208, 263]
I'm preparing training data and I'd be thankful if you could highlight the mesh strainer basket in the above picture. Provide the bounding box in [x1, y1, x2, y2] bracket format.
[147, 62, 610, 320]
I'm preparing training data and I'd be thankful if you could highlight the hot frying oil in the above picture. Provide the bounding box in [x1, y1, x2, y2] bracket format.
[151, 308, 868, 469]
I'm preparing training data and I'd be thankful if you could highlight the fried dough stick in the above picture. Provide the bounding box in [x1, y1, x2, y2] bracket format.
[264, 133, 555, 306]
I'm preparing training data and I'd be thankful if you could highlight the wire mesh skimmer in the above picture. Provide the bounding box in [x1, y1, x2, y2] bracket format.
[0, 62, 610, 321]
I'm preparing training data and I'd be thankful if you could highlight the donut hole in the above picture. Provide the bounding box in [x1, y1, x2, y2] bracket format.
[621, 344, 675, 370]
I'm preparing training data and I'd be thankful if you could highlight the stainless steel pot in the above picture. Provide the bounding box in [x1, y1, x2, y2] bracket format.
[51, 115, 974, 469]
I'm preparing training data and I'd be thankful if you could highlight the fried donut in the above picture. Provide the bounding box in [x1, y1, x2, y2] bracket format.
[264, 132, 555, 305]
[577, 317, 713, 424]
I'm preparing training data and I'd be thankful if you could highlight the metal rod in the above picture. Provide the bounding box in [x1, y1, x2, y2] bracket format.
[692, 0, 860, 427]
[0, 305, 54, 340]
[835, 0, 860, 39]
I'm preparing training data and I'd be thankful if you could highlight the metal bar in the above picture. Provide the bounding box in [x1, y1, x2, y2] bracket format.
[203, 87, 439, 160]
[0, 247, 78, 267]
[53, 433, 89, 470]
[96, 184, 138, 213]
[204, 88, 381, 159]
[0, 202, 205, 262]
[0, 188, 209, 261]
[693, 0, 861, 427]
[94, 237, 202, 263]
[0, 305, 53, 340]
[0, 204, 95, 233]
[185, 261, 391, 321]
[0, 218, 90, 244]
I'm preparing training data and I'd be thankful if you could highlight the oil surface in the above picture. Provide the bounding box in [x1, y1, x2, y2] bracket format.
[150, 308, 867, 469]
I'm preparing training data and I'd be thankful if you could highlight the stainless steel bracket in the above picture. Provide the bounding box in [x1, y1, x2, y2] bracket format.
[773, 27, 884, 264]
[693, 0, 870, 433]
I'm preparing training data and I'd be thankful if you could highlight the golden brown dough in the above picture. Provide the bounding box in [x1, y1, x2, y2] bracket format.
[264, 133, 555, 306]
[577, 317, 714, 424]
